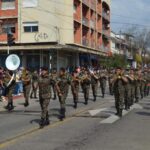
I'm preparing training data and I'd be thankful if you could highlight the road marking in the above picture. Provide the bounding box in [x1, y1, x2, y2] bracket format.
[100, 103, 143, 124]
[88, 108, 107, 116]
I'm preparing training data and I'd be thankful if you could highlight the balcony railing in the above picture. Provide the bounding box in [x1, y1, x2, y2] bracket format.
[82, 0, 89, 6]
[90, 20, 95, 29]
[82, 38, 89, 46]
[82, 17, 89, 26]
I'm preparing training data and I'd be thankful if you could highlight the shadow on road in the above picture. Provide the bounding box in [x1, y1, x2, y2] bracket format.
[136, 111, 150, 116]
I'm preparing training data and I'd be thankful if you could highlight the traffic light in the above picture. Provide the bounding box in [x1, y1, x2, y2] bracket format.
[7, 33, 15, 46]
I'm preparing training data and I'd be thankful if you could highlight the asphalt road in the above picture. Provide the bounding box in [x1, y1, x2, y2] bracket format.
[0, 88, 150, 150]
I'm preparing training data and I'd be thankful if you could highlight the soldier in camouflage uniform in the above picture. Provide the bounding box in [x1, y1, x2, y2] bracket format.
[50, 68, 57, 100]
[30, 70, 39, 99]
[99, 69, 107, 98]
[108, 69, 114, 95]
[124, 69, 131, 110]
[80, 69, 91, 105]
[134, 69, 140, 103]
[4, 70, 16, 111]
[71, 70, 80, 108]
[139, 71, 145, 99]
[129, 69, 136, 105]
[21, 68, 32, 107]
[112, 67, 127, 117]
[38, 67, 52, 128]
[90, 69, 99, 102]
[56, 68, 71, 121]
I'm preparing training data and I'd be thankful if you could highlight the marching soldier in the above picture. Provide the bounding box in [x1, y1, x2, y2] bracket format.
[129, 69, 136, 105]
[108, 69, 114, 95]
[71, 70, 80, 108]
[21, 68, 32, 107]
[134, 69, 140, 103]
[50, 68, 57, 100]
[99, 69, 107, 98]
[4, 70, 16, 111]
[90, 69, 99, 102]
[38, 67, 52, 128]
[111, 67, 127, 117]
[56, 68, 71, 121]
[30, 70, 39, 99]
[80, 69, 91, 105]
[139, 71, 145, 99]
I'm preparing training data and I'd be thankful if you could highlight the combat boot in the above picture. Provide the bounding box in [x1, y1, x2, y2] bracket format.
[46, 113, 50, 125]
[24, 101, 29, 107]
[59, 108, 66, 121]
[39, 118, 45, 129]
[84, 99, 88, 105]
[93, 96, 96, 102]
[74, 102, 77, 109]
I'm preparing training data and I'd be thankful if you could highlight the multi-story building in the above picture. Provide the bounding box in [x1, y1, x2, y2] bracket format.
[0, 0, 111, 70]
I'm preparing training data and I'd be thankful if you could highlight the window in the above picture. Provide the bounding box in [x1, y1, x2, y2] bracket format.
[23, 22, 39, 33]
[22, 0, 38, 8]
[2, 24, 16, 33]
[1, 0, 15, 10]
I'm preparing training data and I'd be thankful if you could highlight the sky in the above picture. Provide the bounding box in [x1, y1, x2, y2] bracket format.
[111, 0, 150, 33]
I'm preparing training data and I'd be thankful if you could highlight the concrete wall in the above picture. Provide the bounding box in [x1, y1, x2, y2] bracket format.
[19, 0, 74, 44]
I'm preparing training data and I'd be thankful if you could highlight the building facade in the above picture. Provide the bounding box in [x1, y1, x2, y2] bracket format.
[0, 0, 111, 70]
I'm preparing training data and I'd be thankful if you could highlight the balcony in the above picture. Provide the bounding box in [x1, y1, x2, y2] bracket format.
[74, 13, 81, 22]
[82, 17, 89, 26]
[90, 20, 95, 29]
[102, 11, 110, 21]
[82, 38, 89, 46]
[102, 29, 110, 36]
[82, 0, 89, 6]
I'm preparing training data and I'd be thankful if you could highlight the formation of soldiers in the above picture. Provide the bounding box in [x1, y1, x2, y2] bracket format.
[0, 66, 150, 129]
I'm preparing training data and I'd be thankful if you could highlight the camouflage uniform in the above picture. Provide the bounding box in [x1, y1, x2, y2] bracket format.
[113, 75, 125, 117]
[91, 72, 99, 101]
[50, 72, 57, 100]
[4, 71, 16, 111]
[30, 71, 39, 99]
[81, 72, 91, 105]
[134, 75, 140, 103]
[108, 71, 114, 95]
[56, 73, 71, 120]
[124, 75, 131, 110]
[22, 72, 32, 107]
[99, 70, 107, 98]
[71, 72, 80, 108]
[38, 74, 52, 126]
